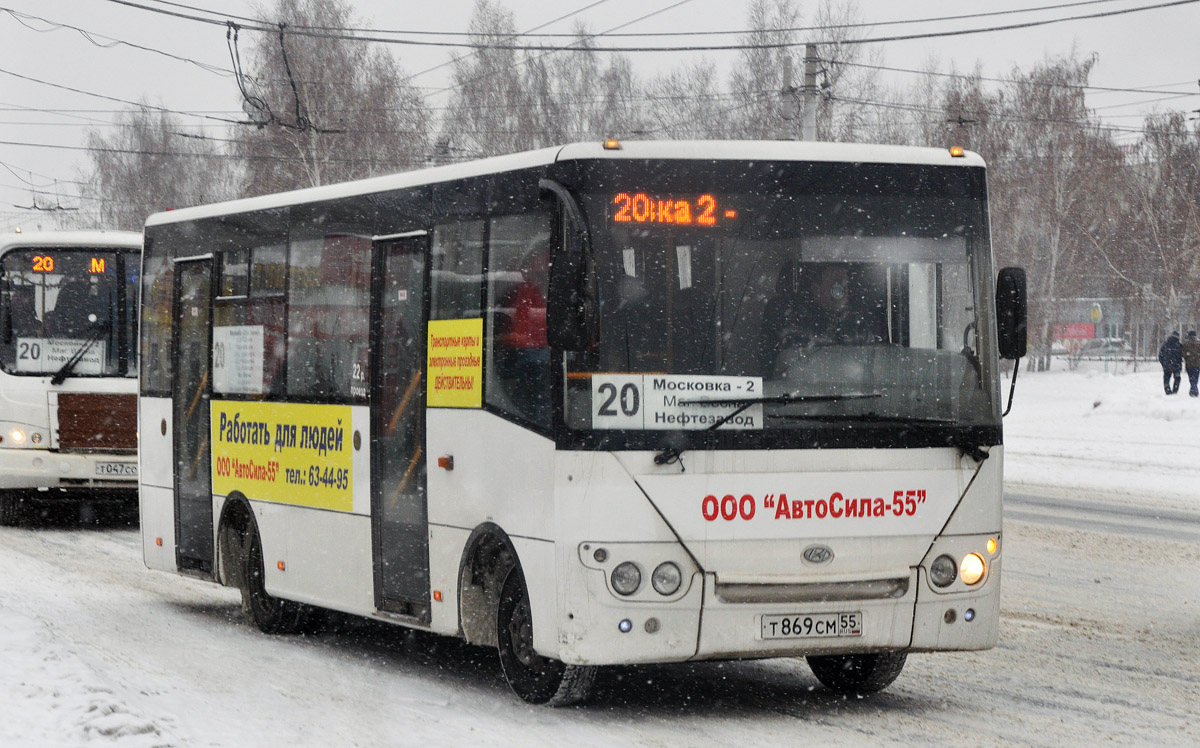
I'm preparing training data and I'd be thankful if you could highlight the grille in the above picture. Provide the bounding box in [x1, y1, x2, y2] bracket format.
[56, 393, 137, 452]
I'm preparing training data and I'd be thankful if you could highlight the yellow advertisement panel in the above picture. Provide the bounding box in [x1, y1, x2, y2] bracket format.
[427, 318, 483, 408]
[211, 401, 353, 512]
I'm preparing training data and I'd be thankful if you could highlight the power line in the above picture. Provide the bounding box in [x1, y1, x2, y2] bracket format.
[102, 0, 1150, 39]
[832, 59, 1200, 97]
[1, 7, 234, 78]
[86, 0, 1200, 52]
[0, 66, 248, 126]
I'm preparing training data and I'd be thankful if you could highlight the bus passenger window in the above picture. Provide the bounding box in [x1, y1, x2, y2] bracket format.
[486, 213, 551, 428]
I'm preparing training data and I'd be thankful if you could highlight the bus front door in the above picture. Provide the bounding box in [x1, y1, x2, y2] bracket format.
[370, 235, 430, 621]
[171, 256, 214, 576]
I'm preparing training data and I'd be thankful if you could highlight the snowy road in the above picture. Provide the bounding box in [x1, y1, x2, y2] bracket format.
[1005, 491, 1200, 543]
[2, 497, 1198, 748]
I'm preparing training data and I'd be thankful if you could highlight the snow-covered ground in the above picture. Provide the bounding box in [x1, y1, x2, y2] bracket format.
[2, 365, 1198, 747]
[1002, 364, 1200, 510]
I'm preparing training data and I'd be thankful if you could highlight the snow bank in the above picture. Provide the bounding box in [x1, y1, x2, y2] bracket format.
[1003, 367, 1200, 510]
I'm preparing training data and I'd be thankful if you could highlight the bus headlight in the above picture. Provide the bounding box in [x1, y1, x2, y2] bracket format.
[610, 562, 642, 596]
[959, 553, 986, 585]
[651, 562, 682, 595]
[929, 554, 957, 587]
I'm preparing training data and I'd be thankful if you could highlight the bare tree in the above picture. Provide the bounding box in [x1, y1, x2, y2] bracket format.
[1119, 112, 1200, 326]
[440, 0, 536, 158]
[77, 105, 238, 231]
[234, 0, 431, 195]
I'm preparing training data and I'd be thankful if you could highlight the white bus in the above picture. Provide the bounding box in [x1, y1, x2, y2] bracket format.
[1, 230, 143, 525]
[138, 140, 1026, 705]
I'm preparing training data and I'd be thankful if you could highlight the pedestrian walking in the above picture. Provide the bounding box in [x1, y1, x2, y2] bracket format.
[1158, 331, 1183, 394]
[1183, 330, 1200, 397]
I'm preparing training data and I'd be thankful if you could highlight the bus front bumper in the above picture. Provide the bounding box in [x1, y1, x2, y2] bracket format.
[0, 449, 139, 492]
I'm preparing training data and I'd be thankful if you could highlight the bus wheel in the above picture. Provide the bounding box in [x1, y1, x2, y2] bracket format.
[496, 568, 596, 706]
[0, 492, 23, 527]
[806, 652, 907, 694]
[241, 529, 306, 635]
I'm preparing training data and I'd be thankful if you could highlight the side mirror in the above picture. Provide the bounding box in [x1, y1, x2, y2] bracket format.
[996, 266, 1027, 360]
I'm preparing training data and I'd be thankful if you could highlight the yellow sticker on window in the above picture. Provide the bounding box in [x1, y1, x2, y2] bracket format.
[427, 318, 483, 408]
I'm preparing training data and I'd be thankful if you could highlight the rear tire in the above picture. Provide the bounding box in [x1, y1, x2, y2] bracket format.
[241, 529, 307, 635]
[0, 492, 23, 527]
[806, 652, 907, 694]
[496, 568, 596, 706]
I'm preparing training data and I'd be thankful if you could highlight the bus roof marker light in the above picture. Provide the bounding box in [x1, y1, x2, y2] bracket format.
[603, 138, 622, 150]
[949, 146, 966, 157]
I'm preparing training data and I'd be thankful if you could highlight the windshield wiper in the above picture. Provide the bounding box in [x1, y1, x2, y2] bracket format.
[50, 323, 108, 386]
[776, 412, 956, 425]
[652, 392, 882, 466]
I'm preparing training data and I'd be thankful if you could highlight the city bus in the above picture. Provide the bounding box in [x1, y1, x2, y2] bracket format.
[1, 230, 143, 525]
[138, 140, 1026, 705]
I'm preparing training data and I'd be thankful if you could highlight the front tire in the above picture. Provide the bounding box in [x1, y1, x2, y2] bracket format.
[496, 568, 596, 706]
[241, 528, 307, 635]
[806, 652, 907, 694]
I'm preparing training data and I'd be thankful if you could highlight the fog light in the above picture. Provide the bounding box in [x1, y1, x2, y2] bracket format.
[618, 619, 632, 633]
[651, 562, 682, 595]
[10, 429, 25, 444]
[964, 608, 976, 622]
[611, 562, 641, 595]
[960, 553, 986, 585]
[930, 554, 957, 587]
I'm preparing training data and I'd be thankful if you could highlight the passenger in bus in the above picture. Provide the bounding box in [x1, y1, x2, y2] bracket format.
[760, 262, 883, 376]
[494, 244, 551, 424]
[45, 278, 105, 337]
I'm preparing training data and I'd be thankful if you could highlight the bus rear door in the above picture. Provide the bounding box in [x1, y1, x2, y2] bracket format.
[172, 256, 215, 576]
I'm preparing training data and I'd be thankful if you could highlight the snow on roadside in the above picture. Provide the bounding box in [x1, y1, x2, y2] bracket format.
[0, 605, 173, 748]
[1002, 367, 1200, 510]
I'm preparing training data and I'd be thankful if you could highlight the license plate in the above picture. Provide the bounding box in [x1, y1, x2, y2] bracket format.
[95, 462, 138, 477]
[760, 611, 862, 639]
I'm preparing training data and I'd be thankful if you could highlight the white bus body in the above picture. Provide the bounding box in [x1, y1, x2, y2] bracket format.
[1, 231, 143, 524]
[139, 141, 1019, 705]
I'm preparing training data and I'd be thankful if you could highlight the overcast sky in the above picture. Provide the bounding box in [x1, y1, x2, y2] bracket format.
[2, 0, 1197, 231]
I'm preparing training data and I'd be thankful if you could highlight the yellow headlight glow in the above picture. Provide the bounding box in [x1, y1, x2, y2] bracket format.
[960, 553, 986, 585]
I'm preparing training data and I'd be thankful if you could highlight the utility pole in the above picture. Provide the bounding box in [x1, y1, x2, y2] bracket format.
[802, 44, 819, 142]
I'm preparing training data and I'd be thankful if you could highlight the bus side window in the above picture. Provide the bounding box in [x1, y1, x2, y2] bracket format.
[286, 232, 371, 402]
[485, 212, 551, 429]
[430, 220, 485, 321]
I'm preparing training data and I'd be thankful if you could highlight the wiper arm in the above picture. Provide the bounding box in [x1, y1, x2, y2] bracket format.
[50, 323, 107, 386]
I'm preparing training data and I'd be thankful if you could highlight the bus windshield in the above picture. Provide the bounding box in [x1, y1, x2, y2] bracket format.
[0, 247, 138, 378]
[565, 159, 999, 440]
